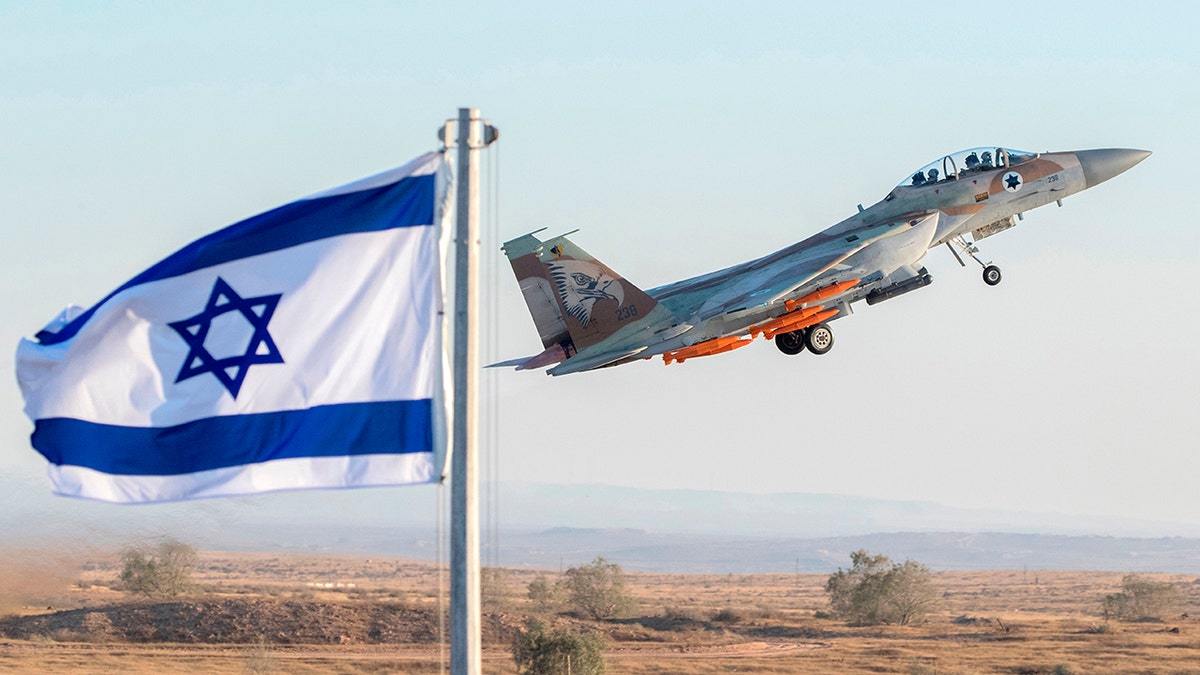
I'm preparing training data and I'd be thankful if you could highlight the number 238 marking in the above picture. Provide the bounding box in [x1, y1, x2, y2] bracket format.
[616, 305, 638, 321]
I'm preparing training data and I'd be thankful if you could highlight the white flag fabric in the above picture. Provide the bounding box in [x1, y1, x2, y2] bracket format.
[16, 152, 449, 503]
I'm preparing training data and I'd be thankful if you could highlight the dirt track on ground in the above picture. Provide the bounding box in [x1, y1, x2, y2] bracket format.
[0, 637, 827, 673]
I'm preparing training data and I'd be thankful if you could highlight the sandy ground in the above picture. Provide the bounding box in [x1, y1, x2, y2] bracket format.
[1, 551, 1198, 673]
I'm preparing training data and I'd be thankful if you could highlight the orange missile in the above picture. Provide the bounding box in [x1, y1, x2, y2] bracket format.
[662, 333, 744, 362]
[663, 336, 753, 365]
[749, 305, 824, 338]
[763, 308, 840, 340]
[784, 278, 860, 312]
[764, 307, 839, 339]
[675, 338, 753, 363]
[684, 339, 752, 361]
[771, 307, 840, 333]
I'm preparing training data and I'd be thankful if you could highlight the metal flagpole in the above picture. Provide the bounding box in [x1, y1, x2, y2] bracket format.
[445, 107, 498, 675]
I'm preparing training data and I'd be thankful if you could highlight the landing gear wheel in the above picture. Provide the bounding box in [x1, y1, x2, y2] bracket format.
[774, 329, 807, 355]
[982, 265, 1002, 286]
[805, 323, 835, 355]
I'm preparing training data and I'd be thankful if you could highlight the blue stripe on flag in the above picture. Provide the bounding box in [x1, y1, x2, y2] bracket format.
[32, 400, 433, 476]
[36, 172, 435, 345]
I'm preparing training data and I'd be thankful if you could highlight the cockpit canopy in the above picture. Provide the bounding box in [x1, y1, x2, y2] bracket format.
[898, 147, 1038, 188]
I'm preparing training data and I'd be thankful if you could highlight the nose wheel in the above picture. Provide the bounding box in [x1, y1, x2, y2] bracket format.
[947, 237, 1003, 286]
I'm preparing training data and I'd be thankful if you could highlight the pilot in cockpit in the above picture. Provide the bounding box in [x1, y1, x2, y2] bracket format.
[965, 152, 980, 170]
[981, 151, 994, 169]
[927, 168, 939, 183]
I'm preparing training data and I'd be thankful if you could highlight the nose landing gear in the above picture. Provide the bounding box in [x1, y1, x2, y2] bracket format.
[947, 237, 1003, 286]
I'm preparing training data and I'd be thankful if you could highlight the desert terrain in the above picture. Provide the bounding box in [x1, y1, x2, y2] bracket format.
[1, 550, 1199, 674]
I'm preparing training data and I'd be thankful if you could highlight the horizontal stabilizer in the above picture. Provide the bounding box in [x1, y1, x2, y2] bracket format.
[547, 346, 648, 376]
[488, 343, 570, 371]
[486, 356, 534, 369]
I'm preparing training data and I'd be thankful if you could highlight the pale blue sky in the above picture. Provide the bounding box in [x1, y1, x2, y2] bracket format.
[3, 2, 1198, 533]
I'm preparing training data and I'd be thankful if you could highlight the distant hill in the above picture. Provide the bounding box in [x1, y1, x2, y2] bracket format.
[494, 528, 1200, 574]
[209, 523, 1200, 574]
[492, 482, 1200, 539]
[6, 476, 1200, 573]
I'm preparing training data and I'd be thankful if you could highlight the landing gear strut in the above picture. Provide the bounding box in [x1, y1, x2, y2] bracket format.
[947, 237, 1002, 286]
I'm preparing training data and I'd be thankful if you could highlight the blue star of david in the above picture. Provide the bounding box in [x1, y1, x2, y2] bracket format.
[168, 277, 284, 398]
[1004, 173, 1022, 189]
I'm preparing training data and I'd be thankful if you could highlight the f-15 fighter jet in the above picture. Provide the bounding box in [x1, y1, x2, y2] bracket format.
[498, 147, 1149, 375]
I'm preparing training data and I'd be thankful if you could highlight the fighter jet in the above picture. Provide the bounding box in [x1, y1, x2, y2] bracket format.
[498, 146, 1149, 375]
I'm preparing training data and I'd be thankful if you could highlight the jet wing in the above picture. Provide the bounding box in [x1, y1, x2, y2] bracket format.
[690, 215, 929, 322]
[694, 250, 852, 321]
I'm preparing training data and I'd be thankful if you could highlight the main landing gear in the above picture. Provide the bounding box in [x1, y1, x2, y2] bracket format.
[947, 236, 1003, 286]
[774, 323, 835, 356]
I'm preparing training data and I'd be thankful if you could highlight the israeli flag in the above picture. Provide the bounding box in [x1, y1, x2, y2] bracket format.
[16, 152, 449, 503]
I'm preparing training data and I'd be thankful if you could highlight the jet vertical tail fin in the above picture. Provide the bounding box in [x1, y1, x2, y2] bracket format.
[501, 230, 573, 359]
[501, 230, 658, 357]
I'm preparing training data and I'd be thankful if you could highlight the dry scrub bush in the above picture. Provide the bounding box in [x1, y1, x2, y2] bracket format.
[1102, 573, 1180, 621]
[118, 537, 197, 598]
[512, 618, 605, 675]
[711, 607, 744, 624]
[825, 549, 940, 626]
[559, 557, 634, 621]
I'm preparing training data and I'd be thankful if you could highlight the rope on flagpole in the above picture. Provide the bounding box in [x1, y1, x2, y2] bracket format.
[437, 480, 447, 674]
[487, 140, 502, 571]
[484, 140, 495, 571]
[481, 139, 491, 572]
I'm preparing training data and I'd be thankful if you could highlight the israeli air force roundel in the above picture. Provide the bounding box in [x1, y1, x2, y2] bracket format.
[1003, 171, 1023, 192]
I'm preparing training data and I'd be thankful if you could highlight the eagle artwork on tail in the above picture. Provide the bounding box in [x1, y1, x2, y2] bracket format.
[546, 260, 624, 327]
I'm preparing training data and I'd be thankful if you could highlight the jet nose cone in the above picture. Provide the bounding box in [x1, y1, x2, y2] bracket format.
[1077, 148, 1151, 189]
